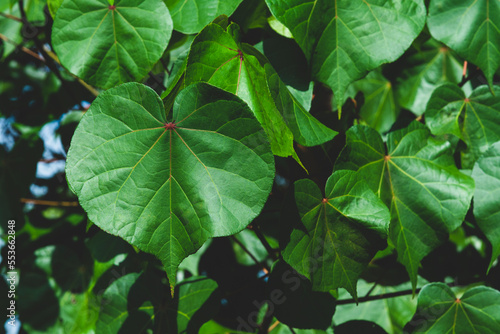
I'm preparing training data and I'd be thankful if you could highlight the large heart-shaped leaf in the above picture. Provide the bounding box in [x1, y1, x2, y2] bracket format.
[265, 0, 426, 110]
[395, 39, 464, 116]
[66, 82, 275, 287]
[283, 170, 390, 298]
[472, 141, 500, 271]
[52, 0, 172, 89]
[335, 122, 474, 289]
[184, 19, 336, 157]
[404, 283, 500, 333]
[165, 0, 243, 34]
[428, 0, 500, 88]
[426, 84, 500, 168]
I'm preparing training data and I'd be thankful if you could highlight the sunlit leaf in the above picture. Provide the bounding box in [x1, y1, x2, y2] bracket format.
[66, 82, 274, 287]
[405, 283, 500, 333]
[52, 0, 172, 89]
[265, 0, 426, 109]
[428, 0, 500, 88]
[336, 122, 474, 289]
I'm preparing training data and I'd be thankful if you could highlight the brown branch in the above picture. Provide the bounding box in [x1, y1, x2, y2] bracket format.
[0, 33, 44, 61]
[20, 198, 79, 207]
[230, 235, 269, 271]
[39, 157, 66, 163]
[268, 321, 280, 332]
[0, 12, 22, 22]
[248, 224, 279, 260]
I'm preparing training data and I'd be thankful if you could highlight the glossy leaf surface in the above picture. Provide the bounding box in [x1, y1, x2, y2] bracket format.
[428, 0, 500, 88]
[165, 0, 243, 34]
[185, 20, 335, 157]
[66, 82, 275, 287]
[265, 0, 426, 109]
[426, 84, 500, 167]
[472, 141, 500, 271]
[52, 0, 172, 89]
[283, 170, 390, 298]
[336, 123, 474, 289]
[405, 283, 500, 333]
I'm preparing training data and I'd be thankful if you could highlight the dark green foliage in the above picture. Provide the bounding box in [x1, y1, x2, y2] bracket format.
[1, 0, 500, 333]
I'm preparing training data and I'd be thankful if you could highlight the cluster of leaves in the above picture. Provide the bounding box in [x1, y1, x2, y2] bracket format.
[1, 0, 500, 333]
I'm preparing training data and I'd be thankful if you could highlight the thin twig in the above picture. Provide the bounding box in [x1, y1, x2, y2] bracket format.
[20, 198, 79, 207]
[364, 282, 378, 298]
[18, 0, 97, 102]
[268, 320, 280, 332]
[39, 157, 66, 163]
[337, 287, 421, 305]
[148, 71, 167, 91]
[248, 224, 279, 260]
[43, 47, 99, 97]
[230, 235, 269, 271]
[0, 33, 44, 61]
[0, 12, 22, 22]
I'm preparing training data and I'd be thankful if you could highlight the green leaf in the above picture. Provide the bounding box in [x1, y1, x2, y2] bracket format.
[0, 4, 22, 59]
[428, 0, 500, 88]
[472, 141, 500, 271]
[283, 170, 390, 298]
[185, 21, 335, 157]
[171, 276, 220, 333]
[165, 0, 243, 34]
[47, 0, 63, 17]
[254, 37, 313, 111]
[66, 82, 275, 287]
[352, 69, 398, 134]
[265, 0, 426, 109]
[199, 320, 253, 334]
[395, 39, 463, 116]
[265, 63, 337, 147]
[18, 268, 60, 330]
[232, 229, 272, 266]
[405, 283, 500, 333]
[185, 21, 293, 157]
[52, 0, 172, 89]
[96, 272, 158, 334]
[335, 123, 474, 289]
[426, 84, 500, 167]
